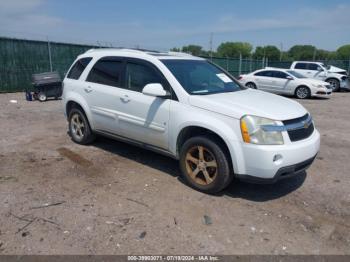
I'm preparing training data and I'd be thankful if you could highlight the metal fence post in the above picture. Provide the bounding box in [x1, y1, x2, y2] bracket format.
[266, 57, 269, 67]
[238, 53, 242, 76]
[262, 57, 265, 68]
[226, 56, 229, 71]
[47, 36, 53, 72]
[250, 57, 252, 72]
[348, 56, 350, 75]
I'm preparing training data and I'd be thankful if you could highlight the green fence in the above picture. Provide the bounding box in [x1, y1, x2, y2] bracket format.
[0, 37, 95, 92]
[0, 37, 349, 93]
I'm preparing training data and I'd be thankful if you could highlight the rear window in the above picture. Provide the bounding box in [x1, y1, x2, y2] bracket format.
[86, 57, 123, 87]
[254, 70, 273, 77]
[295, 63, 308, 70]
[67, 57, 92, 80]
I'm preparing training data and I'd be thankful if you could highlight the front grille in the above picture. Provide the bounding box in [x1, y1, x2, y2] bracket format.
[282, 114, 314, 142]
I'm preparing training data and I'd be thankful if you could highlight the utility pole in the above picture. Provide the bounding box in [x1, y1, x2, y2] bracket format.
[313, 47, 317, 61]
[209, 32, 213, 61]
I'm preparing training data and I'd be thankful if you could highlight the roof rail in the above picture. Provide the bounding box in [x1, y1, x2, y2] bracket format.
[167, 51, 193, 57]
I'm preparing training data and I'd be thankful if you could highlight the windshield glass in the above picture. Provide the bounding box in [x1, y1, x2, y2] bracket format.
[161, 59, 243, 95]
[287, 70, 307, 78]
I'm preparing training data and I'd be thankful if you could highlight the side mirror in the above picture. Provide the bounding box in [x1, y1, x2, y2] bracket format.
[317, 66, 323, 71]
[286, 75, 293, 80]
[142, 83, 170, 98]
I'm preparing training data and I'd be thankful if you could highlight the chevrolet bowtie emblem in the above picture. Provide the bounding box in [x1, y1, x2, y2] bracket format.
[303, 121, 309, 128]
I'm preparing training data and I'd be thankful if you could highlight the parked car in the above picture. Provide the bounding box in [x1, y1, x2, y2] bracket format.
[290, 61, 349, 92]
[62, 49, 320, 193]
[238, 68, 332, 99]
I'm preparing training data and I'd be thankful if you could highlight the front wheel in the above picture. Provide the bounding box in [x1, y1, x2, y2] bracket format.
[68, 108, 95, 145]
[179, 136, 232, 194]
[295, 86, 311, 99]
[326, 78, 340, 92]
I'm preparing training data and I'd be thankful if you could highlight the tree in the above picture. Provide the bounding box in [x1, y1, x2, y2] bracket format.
[288, 45, 317, 60]
[170, 47, 181, 52]
[181, 45, 204, 56]
[253, 45, 280, 60]
[217, 42, 253, 58]
[336, 45, 350, 60]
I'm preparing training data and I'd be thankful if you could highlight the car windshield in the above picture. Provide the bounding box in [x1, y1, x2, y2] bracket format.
[287, 70, 307, 78]
[161, 59, 243, 95]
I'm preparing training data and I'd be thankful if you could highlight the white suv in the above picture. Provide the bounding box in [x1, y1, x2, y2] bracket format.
[62, 49, 320, 193]
[290, 61, 349, 92]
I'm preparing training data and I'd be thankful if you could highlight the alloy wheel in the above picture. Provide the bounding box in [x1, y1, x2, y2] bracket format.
[296, 87, 309, 99]
[71, 113, 85, 140]
[185, 145, 218, 186]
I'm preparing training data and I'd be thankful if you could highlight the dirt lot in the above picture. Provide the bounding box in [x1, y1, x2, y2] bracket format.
[0, 92, 349, 255]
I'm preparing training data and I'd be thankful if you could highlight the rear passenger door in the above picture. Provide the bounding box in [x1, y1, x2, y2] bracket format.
[83, 56, 125, 134]
[117, 58, 171, 150]
[253, 70, 275, 91]
[293, 62, 308, 77]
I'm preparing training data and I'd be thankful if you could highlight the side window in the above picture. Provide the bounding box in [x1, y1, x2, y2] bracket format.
[86, 58, 123, 87]
[254, 71, 273, 77]
[273, 71, 288, 79]
[307, 63, 318, 70]
[126, 62, 163, 92]
[67, 57, 92, 80]
[294, 63, 307, 70]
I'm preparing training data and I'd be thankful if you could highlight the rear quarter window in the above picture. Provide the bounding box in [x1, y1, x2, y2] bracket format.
[67, 57, 92, 80]
[294, 63, 308, 70]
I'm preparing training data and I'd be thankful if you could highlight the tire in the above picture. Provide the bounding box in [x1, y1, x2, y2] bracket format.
[246, 82, 257, 89]
[295, 86, 311, 99]
[38, 92, 47, 102]
[68, 108, 95, 145]
[179, 136, 232, 194]
[326, 78, 340, 92]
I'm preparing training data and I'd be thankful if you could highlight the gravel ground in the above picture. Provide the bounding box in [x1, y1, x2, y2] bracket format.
[0, 92, 349, 255]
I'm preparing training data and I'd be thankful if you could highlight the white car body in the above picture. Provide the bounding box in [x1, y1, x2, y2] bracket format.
[290, 61, 349, 91]
[62, 49, 320, 187]
[239, 68, 332, 98]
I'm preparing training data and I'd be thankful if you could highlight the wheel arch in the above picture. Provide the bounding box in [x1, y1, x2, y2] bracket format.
[64, 93, 95, 130]
[175, 124, 242, 174]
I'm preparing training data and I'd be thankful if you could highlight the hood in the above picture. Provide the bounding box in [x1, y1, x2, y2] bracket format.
[188, 89, 308, 121]
[301, 78, 329, 86]
[328, 65, 347, 75]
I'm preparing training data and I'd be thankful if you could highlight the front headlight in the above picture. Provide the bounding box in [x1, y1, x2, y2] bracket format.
[240, 115, 284, 145]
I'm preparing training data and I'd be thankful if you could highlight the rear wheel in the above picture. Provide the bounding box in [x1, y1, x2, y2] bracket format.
[38, 92, 47, 102]
[326, 78, 340, 92]
[246, 82, 257, 89]
[68, 108, 95, 145]
[179, 136, 232, 194]
[295, 86, 311, 99]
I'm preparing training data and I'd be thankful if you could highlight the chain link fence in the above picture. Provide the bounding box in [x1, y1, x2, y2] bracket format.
[1, 37, 349, 93]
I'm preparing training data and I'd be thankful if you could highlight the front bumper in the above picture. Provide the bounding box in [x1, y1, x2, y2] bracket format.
[341, 79, 350, 90]
[236, 155, 317, 184]
[236, 129, 320, 182]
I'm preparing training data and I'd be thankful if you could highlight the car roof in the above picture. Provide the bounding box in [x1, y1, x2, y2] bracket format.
[80, 48, 205, 61]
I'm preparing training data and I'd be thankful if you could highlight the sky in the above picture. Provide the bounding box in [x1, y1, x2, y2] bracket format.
[0, 0, 349, 51]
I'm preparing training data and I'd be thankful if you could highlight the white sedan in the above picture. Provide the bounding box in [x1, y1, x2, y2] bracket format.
[238, 68, 332, 99]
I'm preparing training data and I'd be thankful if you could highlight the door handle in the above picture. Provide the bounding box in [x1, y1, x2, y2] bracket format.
[120, 95, 130, 103]
[84, 86, 93, 93]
